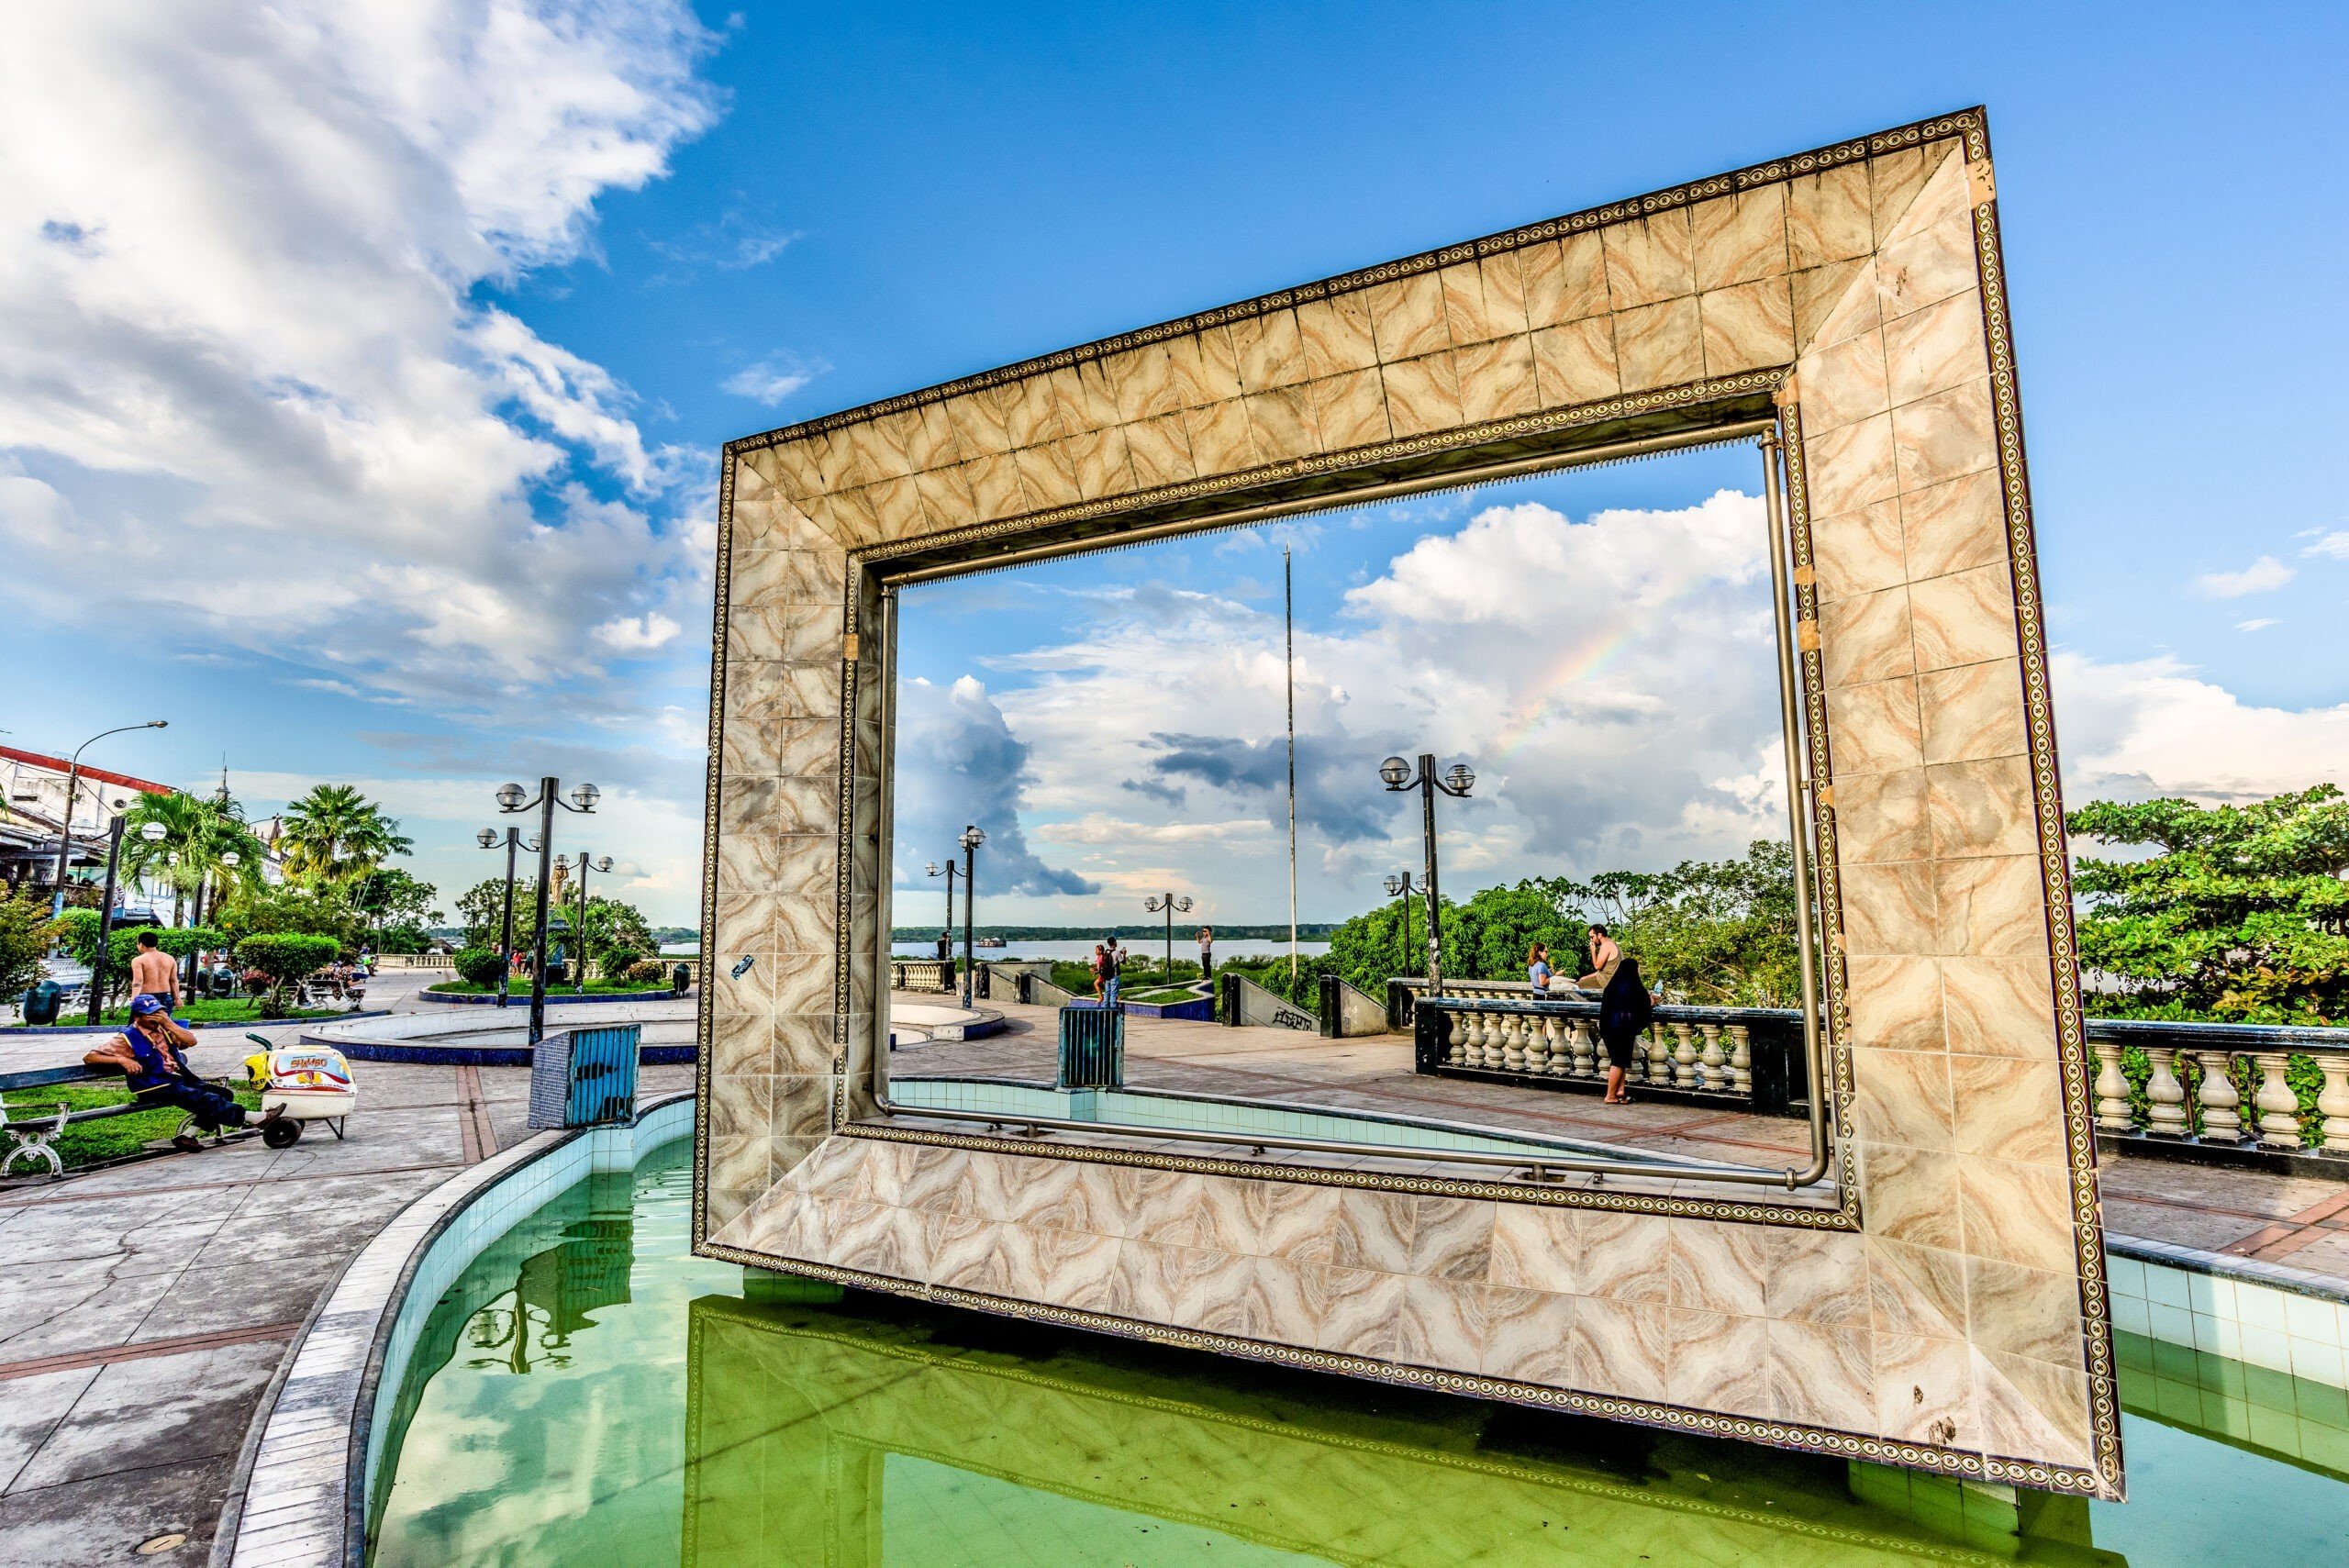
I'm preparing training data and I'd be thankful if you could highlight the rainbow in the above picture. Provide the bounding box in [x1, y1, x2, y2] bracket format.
[1484, 562, 1725, 763]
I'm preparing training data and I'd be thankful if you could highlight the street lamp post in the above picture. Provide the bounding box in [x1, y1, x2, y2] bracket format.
[495, 778, 599, 1051]
[83, 817, 160, 1023]
[924, 859, 959, 993]
[1141, 893, 1193, 973]
[1379, 753, 1475, 994]
[48, 720, 167, 917]
[475, 827, 539, 1009]
[562, 851, 613, 994]
[956, 825, 985, 1008]
[1382, 871, 1419, 975]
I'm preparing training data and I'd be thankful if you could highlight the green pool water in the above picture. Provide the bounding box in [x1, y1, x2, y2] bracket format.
[367, 1142, 2349, 1567]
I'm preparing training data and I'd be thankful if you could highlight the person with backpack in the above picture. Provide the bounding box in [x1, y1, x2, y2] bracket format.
[1101, 936, 1125, 1009]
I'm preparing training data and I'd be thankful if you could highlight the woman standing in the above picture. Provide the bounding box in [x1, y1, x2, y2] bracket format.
[1596, 956, 1654, 1106]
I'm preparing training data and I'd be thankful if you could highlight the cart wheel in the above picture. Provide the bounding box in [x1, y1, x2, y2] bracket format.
[262, 1119, 302, 1149]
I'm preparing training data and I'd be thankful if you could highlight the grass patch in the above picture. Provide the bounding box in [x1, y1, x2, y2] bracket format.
[1125, 987, 1203, 1006]
[426, 978, 662, 995]
[20, 997, 345, 1029]
[2, 1082, 264, 1169]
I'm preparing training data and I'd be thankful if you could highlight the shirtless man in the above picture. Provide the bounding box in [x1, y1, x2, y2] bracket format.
[128, 929, 179, 1010]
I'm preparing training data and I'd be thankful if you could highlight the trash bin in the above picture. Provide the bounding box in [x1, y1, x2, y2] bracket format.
[1057, 1003, 1124, 1089]
[20, 980, 61, 1027]
[529, 1022, 641, 1129]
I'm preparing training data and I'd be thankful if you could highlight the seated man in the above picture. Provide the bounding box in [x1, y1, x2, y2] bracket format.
[1575, 923, 1623, 992]
[83, 996, 283, 1152]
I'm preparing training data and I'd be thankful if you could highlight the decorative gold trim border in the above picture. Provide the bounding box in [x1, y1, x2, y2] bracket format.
[836, 1119, 1856, 1229]
[727, 110, 1983, 458]
[690, 450, 738, 1251]
[1969, 155, 2123, 1498]
[693, 1238, 2109, 1498]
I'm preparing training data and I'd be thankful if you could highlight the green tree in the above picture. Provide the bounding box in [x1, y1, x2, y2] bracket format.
[2069, 785, 2349, 1023]
[278, 784, 413, 887]
[1542, 840, 1805, 1006]
[214, 882, 362, 952]
[120, 791, 267, 922]
[353, 866, 442, 951]
[457, 876, 534, 949]
[233, 933, 340, 1016]
[0, 885, 58, 995]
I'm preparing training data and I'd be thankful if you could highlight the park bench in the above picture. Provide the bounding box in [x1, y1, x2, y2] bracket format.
[1, 1063, 240, 1179]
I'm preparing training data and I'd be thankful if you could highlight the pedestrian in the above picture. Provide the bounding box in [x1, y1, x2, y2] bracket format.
[128, 929, 179, 1012]
[1102, 936, 1124, 1009]
[1089, 943, 1107, 1002]
[1197, 925, 1213, 978]
[82, 996, 284, 1151]
[1597, 956, 1655, 1106]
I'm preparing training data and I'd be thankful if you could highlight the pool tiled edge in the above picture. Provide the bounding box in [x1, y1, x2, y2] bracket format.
[2109, 1234, 2349, 1392]
[218, 1095, 696, 1568]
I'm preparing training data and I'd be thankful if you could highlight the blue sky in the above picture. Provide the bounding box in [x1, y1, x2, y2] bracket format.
[4, 2, 2343, 925]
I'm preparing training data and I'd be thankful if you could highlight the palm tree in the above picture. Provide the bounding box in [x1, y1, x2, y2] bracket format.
[121, 792, 268, 925]
[278, 784, 413, 887]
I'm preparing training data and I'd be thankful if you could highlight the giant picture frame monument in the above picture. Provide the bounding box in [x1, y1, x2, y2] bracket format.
[694, 109, 2121, 1497]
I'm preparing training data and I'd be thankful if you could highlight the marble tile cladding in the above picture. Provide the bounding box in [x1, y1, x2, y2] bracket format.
[1365, 272, 1451, 361]
[1909, 562, 2019, 673]
[1530, 318, 1620, 407]
[1124, 412, 1197, 488]
[1883, 289, 1990, 408]
[1823, 675, 1923, 778]
[1810, 498, 1905, 603]
[1166, 328, 1244, 409]
[1959, 1157, 2076, 1274]
[1846, 953, 1944, 1053]
[1102, 342, 1179, 423]
[1787, 164, 1875, 271]
[1603, 209, 1695, 308]
[1792, 260, 1878, 352]
[1932, 854, 2049, 960]
[1875, 1329, 1979, 1449]
[1928, 754, 2040, 861]
[1832, 767, 1931, 867]
[1297, 292, 1380, 378]
[1976, 1349, 2093, 1467]
[1061, 424, 1136, 496]
[910, 464, 977, 529]
[1611, 297, 1702, 392]
[1454, 336, 1541, 424]
[1877, 212, 1981, 329]
[1941, 956, 2055, 1058]
[1520, 231, 1610, 328]
[1853, 1047, 1955, 1151]
[1474, 251, 1532, 340]
[1951, 1057, 2065, 1166]
[1839, 859, 1938, 957]
[1438, 261, 1497, 346]
[1698, 278, 1795, 376]
[960, 450, 1025, 521]
[1011, 443, 1079, 511]
[1899, 470, 2007, 584]
[1868, 1236, 1969, 1340]
[1858, 1142, 1965, 1255]
[1308, 369, 1394, 452]
[1798, 330, 1890, 438]
[1569, 1297, 1674, 1403]
[1181, 396, 1257, 476]
[1692, 186, 1788, 291]
[864, 475, 923, 539]
[942, 387, 1011, 459]
[1232, 309, 1308, 392]
[1867, 146, 1934, 249]
[1803, 413, 1897, 518]
[1818, 586, 1913, 690]
[1769, 1320, 1876, 1429]
[1918, 661, 2026, 766]
[1243, 385, 1319, 462]
[1380, 352, 1464, 438]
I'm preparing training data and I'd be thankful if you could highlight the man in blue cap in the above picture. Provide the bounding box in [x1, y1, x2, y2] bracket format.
[82, 995, 283, 1152]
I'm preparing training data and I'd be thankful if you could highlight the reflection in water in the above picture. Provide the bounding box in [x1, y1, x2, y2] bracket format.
[369, 1141, 2349, 1568]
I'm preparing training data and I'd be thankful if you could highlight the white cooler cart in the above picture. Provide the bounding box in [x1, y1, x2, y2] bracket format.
[242, 1035, 358, 1148]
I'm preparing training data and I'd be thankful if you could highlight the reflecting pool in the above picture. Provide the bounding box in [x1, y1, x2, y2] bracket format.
[368, 1141, 2349, 1567]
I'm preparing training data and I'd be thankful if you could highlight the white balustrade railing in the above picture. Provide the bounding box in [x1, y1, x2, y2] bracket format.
[2092, 1021, 2349, 1155]
[1429, 1001, 1755, 1099]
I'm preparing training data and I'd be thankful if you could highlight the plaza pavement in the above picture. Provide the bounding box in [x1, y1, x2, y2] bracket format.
[2, 980, 2345, 1565]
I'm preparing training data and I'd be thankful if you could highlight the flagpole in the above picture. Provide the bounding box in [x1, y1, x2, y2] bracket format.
[1285, 543, 1298, 984]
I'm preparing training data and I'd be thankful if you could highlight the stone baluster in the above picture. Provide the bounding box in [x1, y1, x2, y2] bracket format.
[1539, 1016, 1564, 1076]
[2143, 1048, 2189, 1138]
[1568, 1020, 1595, 1078]
[2313, 1054, 2349, 1155]
[1445, 1011, 1471, 1068]
[1726, 1025, 1753, 1095]
[1671, 1023, 1698, 1089]
[1697, 1024, 1725, 1092]
[1501, 1013, 1528, 1075]
[1460, 1010, 1486, 1069]
[2250, 1052, 2301, 1149]
[2189, 1050, 2243, 1143]
[1478, 1011, 1504, 1071]
[2092, 1040, 2134, 1131]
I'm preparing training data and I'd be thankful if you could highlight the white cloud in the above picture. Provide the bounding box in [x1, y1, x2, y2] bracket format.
[594, 612, 682, 651]
[722, 354, 826, 406]
[2051, 651, 2349, 804]
[2234, 617, 2280, 633]
[2192, 555, 2295, 597]
[2302, 530, 2349, 562]
[0, 1, 719, 702]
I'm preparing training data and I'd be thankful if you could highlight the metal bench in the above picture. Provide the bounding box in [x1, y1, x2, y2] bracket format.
[0, 1064, 240, 1179]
